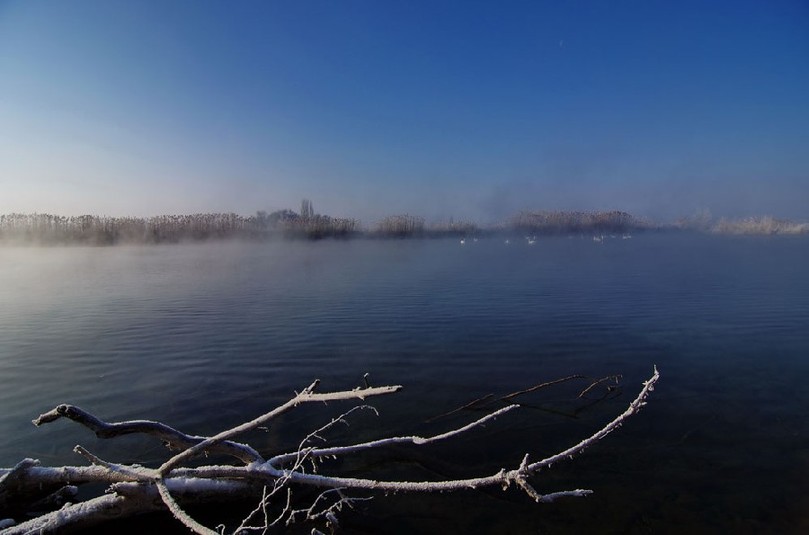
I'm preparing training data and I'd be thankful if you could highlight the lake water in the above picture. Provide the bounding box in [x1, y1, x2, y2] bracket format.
[1, 234, 808, 533]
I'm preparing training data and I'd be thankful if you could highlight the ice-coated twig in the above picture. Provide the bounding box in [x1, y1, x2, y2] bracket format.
[235, 484, 293, 533]
[288, 405, 378, 468]
[287, 488, 371, 528]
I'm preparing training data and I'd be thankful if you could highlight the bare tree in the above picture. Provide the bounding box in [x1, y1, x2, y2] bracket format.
[0, 368, 659, 534]
[300, 199, 314, 221]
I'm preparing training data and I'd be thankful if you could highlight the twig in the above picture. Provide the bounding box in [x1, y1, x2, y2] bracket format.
[578, 375, 622, 398]
[501, 375, 587, 401]
[424, 393, 496, 423]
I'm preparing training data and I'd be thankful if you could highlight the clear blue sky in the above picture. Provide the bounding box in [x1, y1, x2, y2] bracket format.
[1, 0, 807, 223]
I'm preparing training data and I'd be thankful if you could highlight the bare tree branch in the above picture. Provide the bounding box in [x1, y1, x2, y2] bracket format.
[33, 404, 262, 464]
[158, 384, 402, 475]
[0, 369, 659, 534]
[270, 404, 519, 465]
[2, 479, 258, 535]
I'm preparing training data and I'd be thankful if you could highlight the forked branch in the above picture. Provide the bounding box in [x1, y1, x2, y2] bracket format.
[0, 369, 658, 534]
[33, 404, 262, 464]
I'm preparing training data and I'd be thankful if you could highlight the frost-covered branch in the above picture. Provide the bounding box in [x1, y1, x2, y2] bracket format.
[33, 404, 262, 464]
[0, 369, 658, 534]
[269, 404, 519, 466]
[157, 383, 402, 475]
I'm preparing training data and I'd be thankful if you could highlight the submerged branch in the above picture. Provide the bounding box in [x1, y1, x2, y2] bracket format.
[425, 393, 496, 423]
[501, 375, 587, 401]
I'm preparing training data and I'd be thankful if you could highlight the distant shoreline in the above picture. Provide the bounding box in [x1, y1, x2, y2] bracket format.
[1, 209, 806, 245]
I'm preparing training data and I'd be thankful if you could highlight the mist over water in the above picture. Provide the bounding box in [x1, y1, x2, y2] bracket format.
[2, 2, 807, 530]
[1, 235, 808, 532]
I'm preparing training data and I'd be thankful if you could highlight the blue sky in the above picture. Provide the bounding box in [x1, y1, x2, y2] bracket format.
[1, 1, 807, 223]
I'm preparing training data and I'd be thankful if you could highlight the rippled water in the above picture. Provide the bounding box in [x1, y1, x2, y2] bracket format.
[1, 235, 808, 533]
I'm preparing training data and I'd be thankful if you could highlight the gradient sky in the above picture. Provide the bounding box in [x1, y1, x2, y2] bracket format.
[1, 1, 807, 223]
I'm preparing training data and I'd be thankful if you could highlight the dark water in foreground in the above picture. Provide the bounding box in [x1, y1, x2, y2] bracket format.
[1, 234, 808, 533]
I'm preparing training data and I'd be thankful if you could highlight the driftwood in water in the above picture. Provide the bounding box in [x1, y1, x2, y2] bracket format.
[0, 368, 659, 534]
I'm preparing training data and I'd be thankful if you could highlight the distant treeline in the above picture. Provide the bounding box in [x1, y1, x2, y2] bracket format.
[0, 205, 359, 245]
[508, 210, 650, 235]
[1, 202, 805, 245]
[674, 212, 809, 235]
[0, 208, 648, 245]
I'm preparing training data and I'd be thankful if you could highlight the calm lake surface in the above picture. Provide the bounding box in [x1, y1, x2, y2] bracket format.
[1, 234, 808, 533]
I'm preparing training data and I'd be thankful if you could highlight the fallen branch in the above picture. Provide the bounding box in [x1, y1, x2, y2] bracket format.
[0, 368, 659, 534]
[33, 404, 262, 464]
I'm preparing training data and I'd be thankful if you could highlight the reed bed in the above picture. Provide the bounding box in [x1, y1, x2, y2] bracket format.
[372, 214, 425, 238]
[711, 216, 809, 235]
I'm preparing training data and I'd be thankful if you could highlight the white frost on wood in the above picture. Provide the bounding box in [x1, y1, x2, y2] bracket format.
[0, 369, 659, 534]
[268, 403, 519, 466]
[157, 383, 402, 475]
